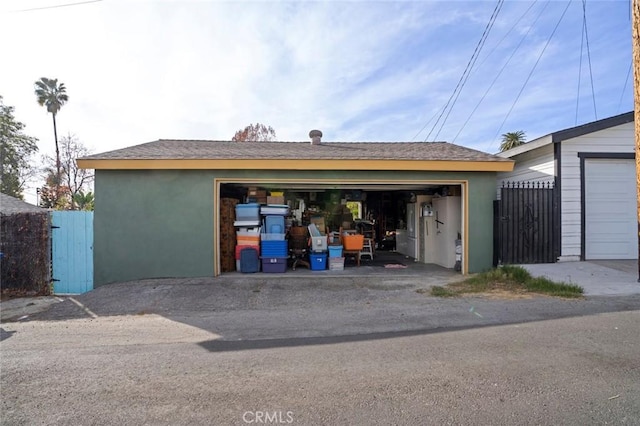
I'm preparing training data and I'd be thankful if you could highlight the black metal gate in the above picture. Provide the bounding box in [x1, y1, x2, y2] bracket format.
[493, 181, 559, 265]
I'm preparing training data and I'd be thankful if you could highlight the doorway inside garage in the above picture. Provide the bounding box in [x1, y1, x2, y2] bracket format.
[215, 180, 466, 276]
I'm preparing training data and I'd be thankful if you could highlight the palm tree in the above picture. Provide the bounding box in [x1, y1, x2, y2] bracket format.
[500, 131, 526, 152]
[34, 77, 68, 186]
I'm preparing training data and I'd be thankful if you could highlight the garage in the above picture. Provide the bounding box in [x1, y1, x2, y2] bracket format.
[584, 158, 637, 260]
[216, 180, 465, 274]
[78, 135, 513, 286]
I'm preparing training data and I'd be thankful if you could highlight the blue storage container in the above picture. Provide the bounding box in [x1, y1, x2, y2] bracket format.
[328, 245, 343, 258]
[261, 257, 288, 273]
[310, 253, 327, 270]
[236, 203, 260, 221]
[264, 215, 285, 234]
[261, 240, 288, 257]
[240, 247, 260, 273]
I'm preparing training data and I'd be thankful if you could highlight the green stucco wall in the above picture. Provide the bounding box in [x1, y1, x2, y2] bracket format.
[93, 169, 497, 285]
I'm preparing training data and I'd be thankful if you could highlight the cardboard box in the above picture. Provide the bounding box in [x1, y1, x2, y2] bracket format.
[267, 196, 285, 205]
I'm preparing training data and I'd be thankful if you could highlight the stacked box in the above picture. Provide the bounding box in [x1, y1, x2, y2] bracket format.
[237, 230, 260, 246]
[220, 198, 240, 273]
[329, 257, 345, 271]
[267, 196, 285, 205]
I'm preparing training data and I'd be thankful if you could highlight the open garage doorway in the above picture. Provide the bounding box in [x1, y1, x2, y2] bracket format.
[214, 179, 467, 276]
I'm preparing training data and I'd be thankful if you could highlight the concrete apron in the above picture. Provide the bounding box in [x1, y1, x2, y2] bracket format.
[521, 260, 640, 296]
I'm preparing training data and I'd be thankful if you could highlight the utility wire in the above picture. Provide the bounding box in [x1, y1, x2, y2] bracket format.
[475, 1, 539, 72]
[582, 0, 598, 121]
[490, 0, 572, 151]
[455, 1, 549, 144]
[575, 2, 585, 125]
[431, 0, 504, 142]
[422, 0, 504, 142]
[616, 60, 632, 113]
[4, 0, 102, 13]
[411, 107, 444, 142]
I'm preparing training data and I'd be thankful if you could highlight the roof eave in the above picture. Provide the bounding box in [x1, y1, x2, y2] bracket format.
[77, 158, 514, 173]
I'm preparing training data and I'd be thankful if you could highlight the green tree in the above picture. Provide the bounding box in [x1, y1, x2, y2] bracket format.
[38, 170, 70, 209]
[72, 190, 94, 211]
[232, 123, 277, 141]
[40, 133, 93, 210]
[500, 131, 526, 152]
[34, 77, 68, 189]
[0, 96, 38, 199]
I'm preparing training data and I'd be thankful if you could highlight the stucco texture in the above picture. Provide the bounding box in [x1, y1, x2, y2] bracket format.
[94, 169, 497, 285]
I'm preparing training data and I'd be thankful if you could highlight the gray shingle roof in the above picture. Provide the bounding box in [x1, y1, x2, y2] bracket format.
[0, 193, 45, 215]
[81, 140, 510, 162]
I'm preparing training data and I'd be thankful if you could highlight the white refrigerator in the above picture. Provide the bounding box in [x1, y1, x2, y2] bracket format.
[431, 196, 462, 268]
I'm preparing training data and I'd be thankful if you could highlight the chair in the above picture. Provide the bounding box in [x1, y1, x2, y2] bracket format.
[288, 227, 310, 270]
[360, 238, 374, 260]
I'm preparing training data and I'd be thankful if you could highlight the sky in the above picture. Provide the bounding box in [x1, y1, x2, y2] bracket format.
[0, 0, 634, 202]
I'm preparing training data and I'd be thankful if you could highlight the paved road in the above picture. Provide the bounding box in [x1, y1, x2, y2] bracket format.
[2, 309, 639, 425]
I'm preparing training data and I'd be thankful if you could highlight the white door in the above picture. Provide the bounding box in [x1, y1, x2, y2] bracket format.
[584, 158, 637, 260]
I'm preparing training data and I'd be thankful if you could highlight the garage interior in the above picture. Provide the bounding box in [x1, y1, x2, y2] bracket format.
[218, 181, 465, 275]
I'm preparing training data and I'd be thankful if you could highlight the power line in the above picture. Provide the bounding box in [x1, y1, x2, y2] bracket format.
[582, 0, 598, 121]
[616, 60, 633, 113]
[574, 0, 598, 125]
[455, 1, 548, 144]
[5, 0, 102, 13]
[431, 0, 503, 142]
[575, 1, 585, 125]
[421, 0, 504, 142]
[490, 0, 572, 151]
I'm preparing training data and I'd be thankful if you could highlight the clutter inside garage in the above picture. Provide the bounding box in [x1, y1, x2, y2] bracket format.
[219, 185, 462, 274]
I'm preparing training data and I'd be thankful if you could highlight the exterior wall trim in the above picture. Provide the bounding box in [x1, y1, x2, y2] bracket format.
[577, 152, 636, 260]
[213, 178, 470, 277]
[78, 158, 514, 172]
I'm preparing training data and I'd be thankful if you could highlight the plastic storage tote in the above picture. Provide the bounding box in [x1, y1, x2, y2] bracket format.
[310, 253, 327, 270]
[261, 257, 288, 273]
[235, 203, 260, 221]
[343, 234, 364, 251]
[260, 205, 289, 216]
[264, 215, 285, 234]
[311, 235, 328, 252]
[328, 245, 343, 258]
[260, 240, 288, 257]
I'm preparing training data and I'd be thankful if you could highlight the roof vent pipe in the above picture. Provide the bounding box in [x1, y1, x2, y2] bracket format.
[309, 129, 322, 145]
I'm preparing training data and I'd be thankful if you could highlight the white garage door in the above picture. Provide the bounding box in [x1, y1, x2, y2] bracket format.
[585, 158, 637, 260]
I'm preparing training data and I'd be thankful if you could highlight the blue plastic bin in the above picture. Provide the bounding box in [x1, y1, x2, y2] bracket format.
[310, 253, 327, 271]
[328, 245, 343, 258]
[264, 215, 285, 234]
[236, 203, 260, 221]
[261, 240, 288, 257]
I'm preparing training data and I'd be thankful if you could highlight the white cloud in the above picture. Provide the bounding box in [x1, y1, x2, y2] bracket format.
[0, 0, 633, 167]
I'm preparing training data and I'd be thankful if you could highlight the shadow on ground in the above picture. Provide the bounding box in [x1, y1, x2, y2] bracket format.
[9, 260, 638, 351]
